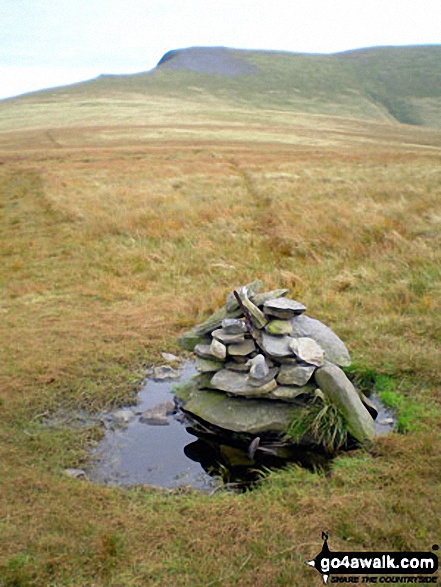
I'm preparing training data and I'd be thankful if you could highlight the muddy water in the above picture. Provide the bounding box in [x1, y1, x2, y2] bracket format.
[87, 361, 395, 490]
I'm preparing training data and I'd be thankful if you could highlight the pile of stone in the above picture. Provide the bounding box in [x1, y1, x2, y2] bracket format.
[177, 282, 376, 448]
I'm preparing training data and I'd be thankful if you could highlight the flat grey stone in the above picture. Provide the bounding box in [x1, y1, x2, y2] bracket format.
[210, 369, 276, 396]
[250, 288, 288, 307]
[225, 361, 250, 372]
[289, 337, 325, 367]
[140, 401, 175, 425]
[161, 352, 180, 362]
[149, 365, 181, 380]
[227, 339, 256, 356]
[195, 356, 224, 373]
[64, 468, 87, 479]
[277, 363, 316, 386]
[260, 332, 294, 359]
[182, 388, 303, 434]
[210, 338, 227, 360]
[378, 417, 394, 426]
[111, 409, 135, 424]
[268, 384, 315, 402]
[290, 314, 351, 367]
[314, 364, 375, 443]
[263, 297, 306, 318]
[212, 328, 245, 345]
[221, 318, 247, 334]
[265, 319, 293, 336]
[194, 343, 218, 360]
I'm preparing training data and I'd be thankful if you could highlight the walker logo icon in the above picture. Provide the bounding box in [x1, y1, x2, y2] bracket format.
[306, 532, 438, 584]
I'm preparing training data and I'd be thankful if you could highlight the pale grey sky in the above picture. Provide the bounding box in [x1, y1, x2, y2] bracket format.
[1, 0, 440, 99]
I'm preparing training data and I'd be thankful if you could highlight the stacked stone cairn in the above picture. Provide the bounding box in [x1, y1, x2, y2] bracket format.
[177, 282, 376, 449]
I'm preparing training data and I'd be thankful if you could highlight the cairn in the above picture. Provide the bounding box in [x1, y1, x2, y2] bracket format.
[177, 282, 376, 446]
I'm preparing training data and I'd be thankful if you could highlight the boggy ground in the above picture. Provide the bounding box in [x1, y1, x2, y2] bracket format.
[1, 124, 441, 585]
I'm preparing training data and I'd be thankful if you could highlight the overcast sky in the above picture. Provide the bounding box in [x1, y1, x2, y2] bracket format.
[1, 0, 440, 100]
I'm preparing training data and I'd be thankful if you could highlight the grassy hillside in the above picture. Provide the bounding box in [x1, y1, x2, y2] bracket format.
[0, 46, 441, 586]
[1, 45, 441, 149]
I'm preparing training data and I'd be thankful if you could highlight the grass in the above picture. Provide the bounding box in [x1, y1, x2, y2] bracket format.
[284, 394, 349, 454]
[0, 77, 441, 584]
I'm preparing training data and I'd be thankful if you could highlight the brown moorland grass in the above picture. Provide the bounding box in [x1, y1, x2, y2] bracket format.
[1, 120, 441, 586]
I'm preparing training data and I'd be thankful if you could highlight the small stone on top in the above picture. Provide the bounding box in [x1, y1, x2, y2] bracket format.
[263, 297, 306, 318]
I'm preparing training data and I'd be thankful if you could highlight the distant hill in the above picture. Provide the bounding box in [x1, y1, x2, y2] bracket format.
[1, 45, 441, 140]
[150, 45, 441, 126]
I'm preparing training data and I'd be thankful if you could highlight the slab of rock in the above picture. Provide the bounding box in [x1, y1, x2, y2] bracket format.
[289, 337, 325, 367]
[212, 328, 245, 345]
[210, 369, 276, 396]
[182, 388, 304, 434]
[290, 314, 351, 367]
[194, 343, 219, 360]
[111, 409, 136, 424]
[251, 289, 288, 307]
[149, 365, 181, 380]
[263, 297, 306, 318]
[265, 319, 293, 336]
[225, 360, 250, 372]
[260, 332, 294, 359]
[221, 318, 247, 334]
[196, 356, 225, 373]
[237, 287, 268, 329]
[277, 363, 316, 386]
[210, 338, 227, 360]
[268, 384, 315, 402]
[161, 352, 180, 362]
[314, 363, 375, 443]
[227, 339, 256, 356]
[140, 401, 175, 425]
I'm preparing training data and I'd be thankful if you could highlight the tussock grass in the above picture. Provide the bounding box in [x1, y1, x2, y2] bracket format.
[285, 394, 349, 454]
[1, 113, 441, 584]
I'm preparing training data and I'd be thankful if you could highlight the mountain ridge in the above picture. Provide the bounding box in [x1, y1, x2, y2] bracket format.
[1, 45, 441, 133]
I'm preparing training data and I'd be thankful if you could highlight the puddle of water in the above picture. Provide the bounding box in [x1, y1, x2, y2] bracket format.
[88, 362, 216, 490]
[87, 361, 396, 490]
[371, 395, 396, 436]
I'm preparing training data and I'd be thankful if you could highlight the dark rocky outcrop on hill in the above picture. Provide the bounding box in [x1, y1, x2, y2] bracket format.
[156, 47, 259, 77]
